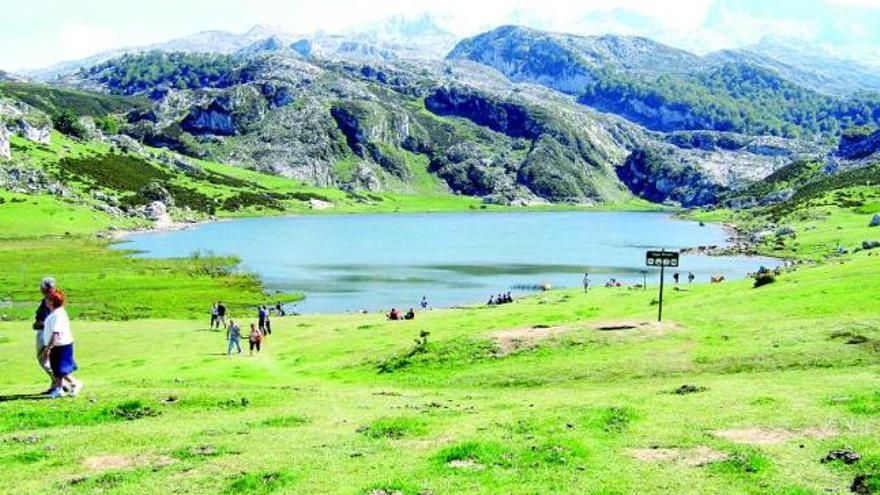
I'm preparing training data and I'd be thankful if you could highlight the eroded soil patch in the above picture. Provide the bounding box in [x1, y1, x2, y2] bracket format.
[714, 426, 837, 445]
[628, 446, 727, 467]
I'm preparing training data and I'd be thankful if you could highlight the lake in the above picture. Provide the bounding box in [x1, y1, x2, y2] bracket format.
[117, 211, 777, 314]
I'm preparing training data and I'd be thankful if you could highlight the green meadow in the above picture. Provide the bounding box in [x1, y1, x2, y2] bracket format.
[1, 140, 879, 493]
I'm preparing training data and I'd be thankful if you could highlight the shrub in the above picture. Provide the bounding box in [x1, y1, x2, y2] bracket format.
[52, 109, 88, 138]
[753, 273, 776, 288]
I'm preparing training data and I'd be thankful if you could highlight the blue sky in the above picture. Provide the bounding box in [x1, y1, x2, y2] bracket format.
[2, 0, 879, 71]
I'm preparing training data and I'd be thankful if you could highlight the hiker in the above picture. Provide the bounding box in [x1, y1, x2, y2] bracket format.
[420, 296, 428, 310]
[226, 319, 242, 355]
[387, 308, 401, 320]
[210, 302, 219, 329]
[248, 323, 262, 355]
[40, 290, 83, 398]
[263, 306, 272, 335]
[404, 308, 415, 320]
[688, 272, 695, 284]
[33, 277, 59, 393]
[673, 272, 680, 285]
[216, 301, 227, 329]
[258, 305, 269, 334]
[583, 272, 591, 292]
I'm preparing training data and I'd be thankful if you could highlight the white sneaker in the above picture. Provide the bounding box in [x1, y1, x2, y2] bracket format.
[69, 380, 84, 397]
[44, 388, 66, 399]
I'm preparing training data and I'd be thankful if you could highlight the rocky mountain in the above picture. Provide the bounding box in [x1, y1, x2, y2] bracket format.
[9, 24, 880, 210]
[21, 25, 294, 82]
[44, 46, 834, 207]
[0, 70, 26, 83]
[22, 18, 456, 82]
[448, 26, 880, 138]
[709, 36, 880, 96]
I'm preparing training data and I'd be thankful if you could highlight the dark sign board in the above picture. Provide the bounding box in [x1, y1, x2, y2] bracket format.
[646, 250, 679, 267]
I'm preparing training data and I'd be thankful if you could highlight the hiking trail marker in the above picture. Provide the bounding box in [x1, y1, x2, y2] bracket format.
[646, 250, 680, 322]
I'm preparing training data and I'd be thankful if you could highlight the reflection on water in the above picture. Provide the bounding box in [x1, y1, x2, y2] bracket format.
[117, 211, 777, 314]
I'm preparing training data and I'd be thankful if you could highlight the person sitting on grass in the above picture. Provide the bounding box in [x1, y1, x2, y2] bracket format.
[40, 290, 83, 399]
[226, 319, 242, 355]
[248, 323, 262, 355]
[404, 308, 415, 320]
[387, 308, 401, 320]
[487, 295, 496, 305]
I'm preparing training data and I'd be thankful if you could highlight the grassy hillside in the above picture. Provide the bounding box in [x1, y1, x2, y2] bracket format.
[0, 227, 878, 494]
[0, 82, 149, 117]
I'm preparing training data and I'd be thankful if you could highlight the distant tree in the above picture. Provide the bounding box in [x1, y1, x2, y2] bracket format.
[97, 115, 120, 135]
[52, 108, 87, 138]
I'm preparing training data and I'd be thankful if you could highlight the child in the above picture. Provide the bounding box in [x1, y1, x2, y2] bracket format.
[248, 323, 262, 355]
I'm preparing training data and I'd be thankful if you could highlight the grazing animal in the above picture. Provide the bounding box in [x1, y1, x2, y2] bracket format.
[711, 275, 726, 283]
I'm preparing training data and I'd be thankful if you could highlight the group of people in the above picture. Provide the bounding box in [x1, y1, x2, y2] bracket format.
[225, 304, 282, 356]
[582, 270, 699, 291]
[210, 301, 227, 329]
[387, 308, 416, 320]
[487, 292, 514, 305]
[672, 272, 697, 285]
[32, 277, 83, 399]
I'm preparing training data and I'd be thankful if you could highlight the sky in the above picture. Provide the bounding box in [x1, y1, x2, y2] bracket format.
[2, 0, 880, 71]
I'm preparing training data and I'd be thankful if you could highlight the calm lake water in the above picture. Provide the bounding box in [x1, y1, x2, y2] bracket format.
[117, 211, 777, 314]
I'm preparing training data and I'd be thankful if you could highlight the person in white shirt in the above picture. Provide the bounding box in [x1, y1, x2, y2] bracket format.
[40, 290, 83, 399]
[33, 277, 58, 393]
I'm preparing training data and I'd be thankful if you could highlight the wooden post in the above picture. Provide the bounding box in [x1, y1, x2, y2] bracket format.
[658, 253, 665, 322]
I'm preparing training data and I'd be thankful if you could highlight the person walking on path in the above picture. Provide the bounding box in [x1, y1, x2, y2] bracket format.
[264, 307, 272, 335]
[248, 323, 263, 355]
[40, 290, 83, 398]
[226, 319, 242, 355]
[216, 301, 227, 329]
[210, 302, 219, 329]
[583, 272, 591, 292]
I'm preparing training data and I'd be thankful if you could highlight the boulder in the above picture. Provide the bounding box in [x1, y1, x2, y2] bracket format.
[308, 198, 333, 210]
[138, 181, 175, 207]
[108, 134, 144, 154]
[143, 201, 172, 225]
[870, 214, 880, 227]
[775, 226, 796, 237]
[92, 190, 119, 206]
[19, 120, 50, 144]
[0, 126, 10, 160]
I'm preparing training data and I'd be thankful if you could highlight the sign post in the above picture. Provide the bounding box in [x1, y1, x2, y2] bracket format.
[645, 250, 680, 322]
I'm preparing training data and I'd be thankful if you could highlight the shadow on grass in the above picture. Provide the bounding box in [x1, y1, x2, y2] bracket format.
[0, 393, 51, 403]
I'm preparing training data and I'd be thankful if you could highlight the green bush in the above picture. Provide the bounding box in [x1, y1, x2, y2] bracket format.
[52, 109, 88, 138]
[753, 273, 776, 288]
